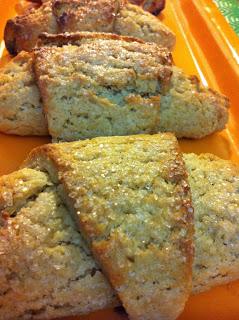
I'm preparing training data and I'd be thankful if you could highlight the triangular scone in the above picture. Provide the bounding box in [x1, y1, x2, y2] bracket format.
[4, 0, 175, 55]
[0, 52, 48, 136]
[34, 33, 172, 141]
[33, 32, 229, 141]
[24, 133, 194, 320]
[4, 0, 58, 55]
[1, 149, 239, 319]
[184, 153, 239, 293]
[0, 169, 119, 320]
[159, 66, 229, 138]
[0, 35, 229, 139]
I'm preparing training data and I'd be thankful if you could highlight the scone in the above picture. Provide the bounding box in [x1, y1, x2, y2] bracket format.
[0, 168, 119, 320]
[185, 153, 239, 293]
[0, 51, 48, 136]
[158, 66, 229, 138]
[0, 33, 229, 139]
[4, 0, 175, 55]
[34, 32, 229, 141]
[24, 133, 194, 320]
[34, 33, 172, 141]
[1, 135, 239, 319]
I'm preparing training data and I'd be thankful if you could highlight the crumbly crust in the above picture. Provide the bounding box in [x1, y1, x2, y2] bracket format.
[34, 34, 172, 141]
[184, 153, 239, 293]
[24, 133, 194, 320]
[0, 169, 118, 320]
[0, 51, 48, 136]
[159, 67, 229, 138]
[37, 30, 146, 46]
[1, 145, 239, 319]
[4, 1, 58, 55]
[114, 3, 175, 50]
[0, 37, 229, 139]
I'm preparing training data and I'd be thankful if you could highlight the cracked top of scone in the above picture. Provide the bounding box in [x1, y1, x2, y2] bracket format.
[0, 168, 118, 319]
[24, 133, 194, 320]
[34, 32, 172, 141]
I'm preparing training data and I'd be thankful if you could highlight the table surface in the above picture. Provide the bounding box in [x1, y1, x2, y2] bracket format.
[214, 0, 239, 35]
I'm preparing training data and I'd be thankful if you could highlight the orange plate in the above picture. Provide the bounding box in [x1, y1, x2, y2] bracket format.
[1, 0, 239, 319]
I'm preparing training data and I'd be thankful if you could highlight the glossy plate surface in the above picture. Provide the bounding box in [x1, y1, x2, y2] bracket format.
[0, 1, 239, 319]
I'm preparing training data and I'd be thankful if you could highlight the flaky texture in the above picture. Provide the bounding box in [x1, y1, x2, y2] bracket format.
[159, 67, 229, 138]
[0, 169, 118, 320]
[185, 153, 239, 293]
[0, 34, 229, 139]
[1, 137, 239, 319]
[34, 34, 172, 141]
[34, 33, 228, 140]
[4, 0, 175, 55]
[24, 133, 194, 320]
[0, 52, 48, 136]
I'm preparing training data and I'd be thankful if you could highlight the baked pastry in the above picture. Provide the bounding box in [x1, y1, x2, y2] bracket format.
[0, 33, 229, 139]
[4, 0, 175, 55]
[0, 168, 119, 320]
[24, 133, 193, 320]
[185, 153, 239, 293]
[1, 135, 239, 319]
[0, 51, 47, 136]
[34, 33, 172, 141]
[158, 66, 229, 138]
[34, 33, 229, 140]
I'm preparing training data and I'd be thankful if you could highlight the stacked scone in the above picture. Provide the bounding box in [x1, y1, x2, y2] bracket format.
[1, 134, 239, 320]
[0, 1, 238, 320]
[0, 0, 229, 140]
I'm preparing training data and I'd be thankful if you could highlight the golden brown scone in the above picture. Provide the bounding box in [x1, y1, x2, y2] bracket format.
[0, 169, 119, 320]
[184, 153, 239, 294]
[4, 1, 58, 55]
[24, 133, 194, 320]
[114, 2, 174, 49]
[0, 51, 48, 136]
[1, 141, 239, 319]
[159, 67, 229, 138]
[0, 34, 229, 139]
[4, 0, 175, 55]
[34, 33, 172, 141]
[34, 32, 228, 140]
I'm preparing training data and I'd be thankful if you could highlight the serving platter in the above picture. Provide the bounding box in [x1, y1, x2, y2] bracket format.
[0, 0, 239, 319]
